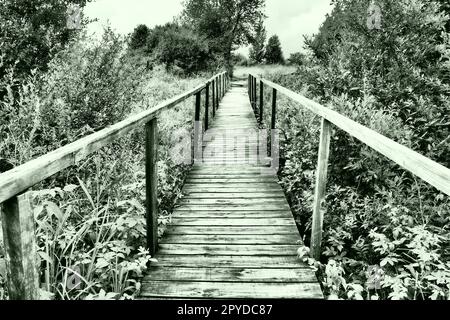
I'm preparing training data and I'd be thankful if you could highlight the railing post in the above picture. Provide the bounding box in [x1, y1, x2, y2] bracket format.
[216, 77, 219, 109]
[145, 118, 158, 256]
[311, 118, 332, 260]
[1, 191, 40, 300]
[271, 88, 277, 130]
[212, 79, 216, 117]
[259, 80, 264, 123]
[253, 77, 257, 111]
[205, 83, 210, 131]
[250, 75, 254, 109]
[194, 92, 202, 162]
[248, 75, 251, 100]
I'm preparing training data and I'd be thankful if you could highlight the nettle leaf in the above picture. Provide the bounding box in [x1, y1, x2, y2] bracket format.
[38, 251, 53, 265]
[44, 201, 63, 221]
[63, 184, 78, 193]
[95, 258, 110, 269]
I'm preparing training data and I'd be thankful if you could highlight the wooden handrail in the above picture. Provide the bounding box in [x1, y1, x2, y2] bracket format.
[0, 71, 228, 300]
[0, 72, 226, 204]
[249, 74, 450, 196]
[248, 73, 450, 260]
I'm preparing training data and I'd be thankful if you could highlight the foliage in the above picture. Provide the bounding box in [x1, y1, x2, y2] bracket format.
[265, 35, 284, 64]
[181, 0, 266, 71]
[303, 0, 450, 166]
[156, 26, 211, 74]
[249, 17, 267, 64]
[129, 24, 150, 51]
[0, 0, 90, 85]
[127, 22, 212, 75]
[287, 52, 307, 66]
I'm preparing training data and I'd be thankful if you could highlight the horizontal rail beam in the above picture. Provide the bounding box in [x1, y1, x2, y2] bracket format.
[250, 74, 450, 196]
[0, 72, 227, 204]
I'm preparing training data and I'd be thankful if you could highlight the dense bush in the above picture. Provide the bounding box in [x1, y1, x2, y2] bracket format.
[129, 23, 212, 75]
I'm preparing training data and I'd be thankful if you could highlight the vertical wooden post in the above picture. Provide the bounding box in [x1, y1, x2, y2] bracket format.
[253, 77, 257, 110]
[145, 118, 158, 256]
[1, 192, 40, 300]
[216, 77, 219, 109]
[311, 118, 332, 260]
[248, 75, 251, 100]
[212, 79, 216, 117]
[205, 84, 210, 131]
[218, 75, 222, 100]
[259, 80, 264, 123]
[271, 88, 277, 130]
[194, 92, 202, 162]
[250, 76, 254, 109]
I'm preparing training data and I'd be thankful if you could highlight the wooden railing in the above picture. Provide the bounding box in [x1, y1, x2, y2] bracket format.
[0, 71, 230, 300]
[248, 73, 450, 260]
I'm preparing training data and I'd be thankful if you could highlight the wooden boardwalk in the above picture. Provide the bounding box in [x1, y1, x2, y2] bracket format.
[140, 81, 323, 299]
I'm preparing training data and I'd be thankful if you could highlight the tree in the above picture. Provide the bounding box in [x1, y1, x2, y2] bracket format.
[156, 27, 211, 74]
[0, 0, 90, 82]
[182, 0, 266, 72]
[249, 17, 267, 64]
[287, 52, 307, 66]
[265, 35, 284, 64]
[129, 24, 150, 50]
[249, 17, 267, 63]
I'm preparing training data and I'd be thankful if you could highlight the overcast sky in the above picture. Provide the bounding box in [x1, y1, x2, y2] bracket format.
[85, 0, 334, 56]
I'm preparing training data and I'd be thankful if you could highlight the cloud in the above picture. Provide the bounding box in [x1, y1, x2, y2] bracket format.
[85, 0, 333, 56]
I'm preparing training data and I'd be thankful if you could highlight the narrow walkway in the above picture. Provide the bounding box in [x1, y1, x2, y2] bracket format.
[140, 80, 323, 299]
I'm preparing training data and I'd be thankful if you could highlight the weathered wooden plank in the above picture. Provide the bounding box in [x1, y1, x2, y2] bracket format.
[172, 211, 292, 219]
[140, 281, 323, 299]
[145, 267, 316, 283]
[160, 234, 300, 245]
[164, 225, 299, 235]
[182, 187, 282, 193]
[175, 205, 291, 211]
[178, 198, 287, 205]
[185, 178, 278, 183]
[158, 244, 300, 256]
[170, 218, 294, 226]
[182, 192, 285, 199]
[183, 182, 280, 187]
[188, 174, 275, 178]
[151, 254, 303, 268]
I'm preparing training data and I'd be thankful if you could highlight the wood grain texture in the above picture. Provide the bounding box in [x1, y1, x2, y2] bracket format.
[145, 266, 316, 283]
[0, 192, 39, 300]
[141, 79, 321, 300]
[145, 119, 158, 256]
[311, 118, 332, 260]
[141, 281, 323, 299]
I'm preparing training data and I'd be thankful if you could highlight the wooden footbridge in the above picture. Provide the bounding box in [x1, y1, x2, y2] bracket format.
[140, 80, 322, 299]
[1, 71, 449, 300]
